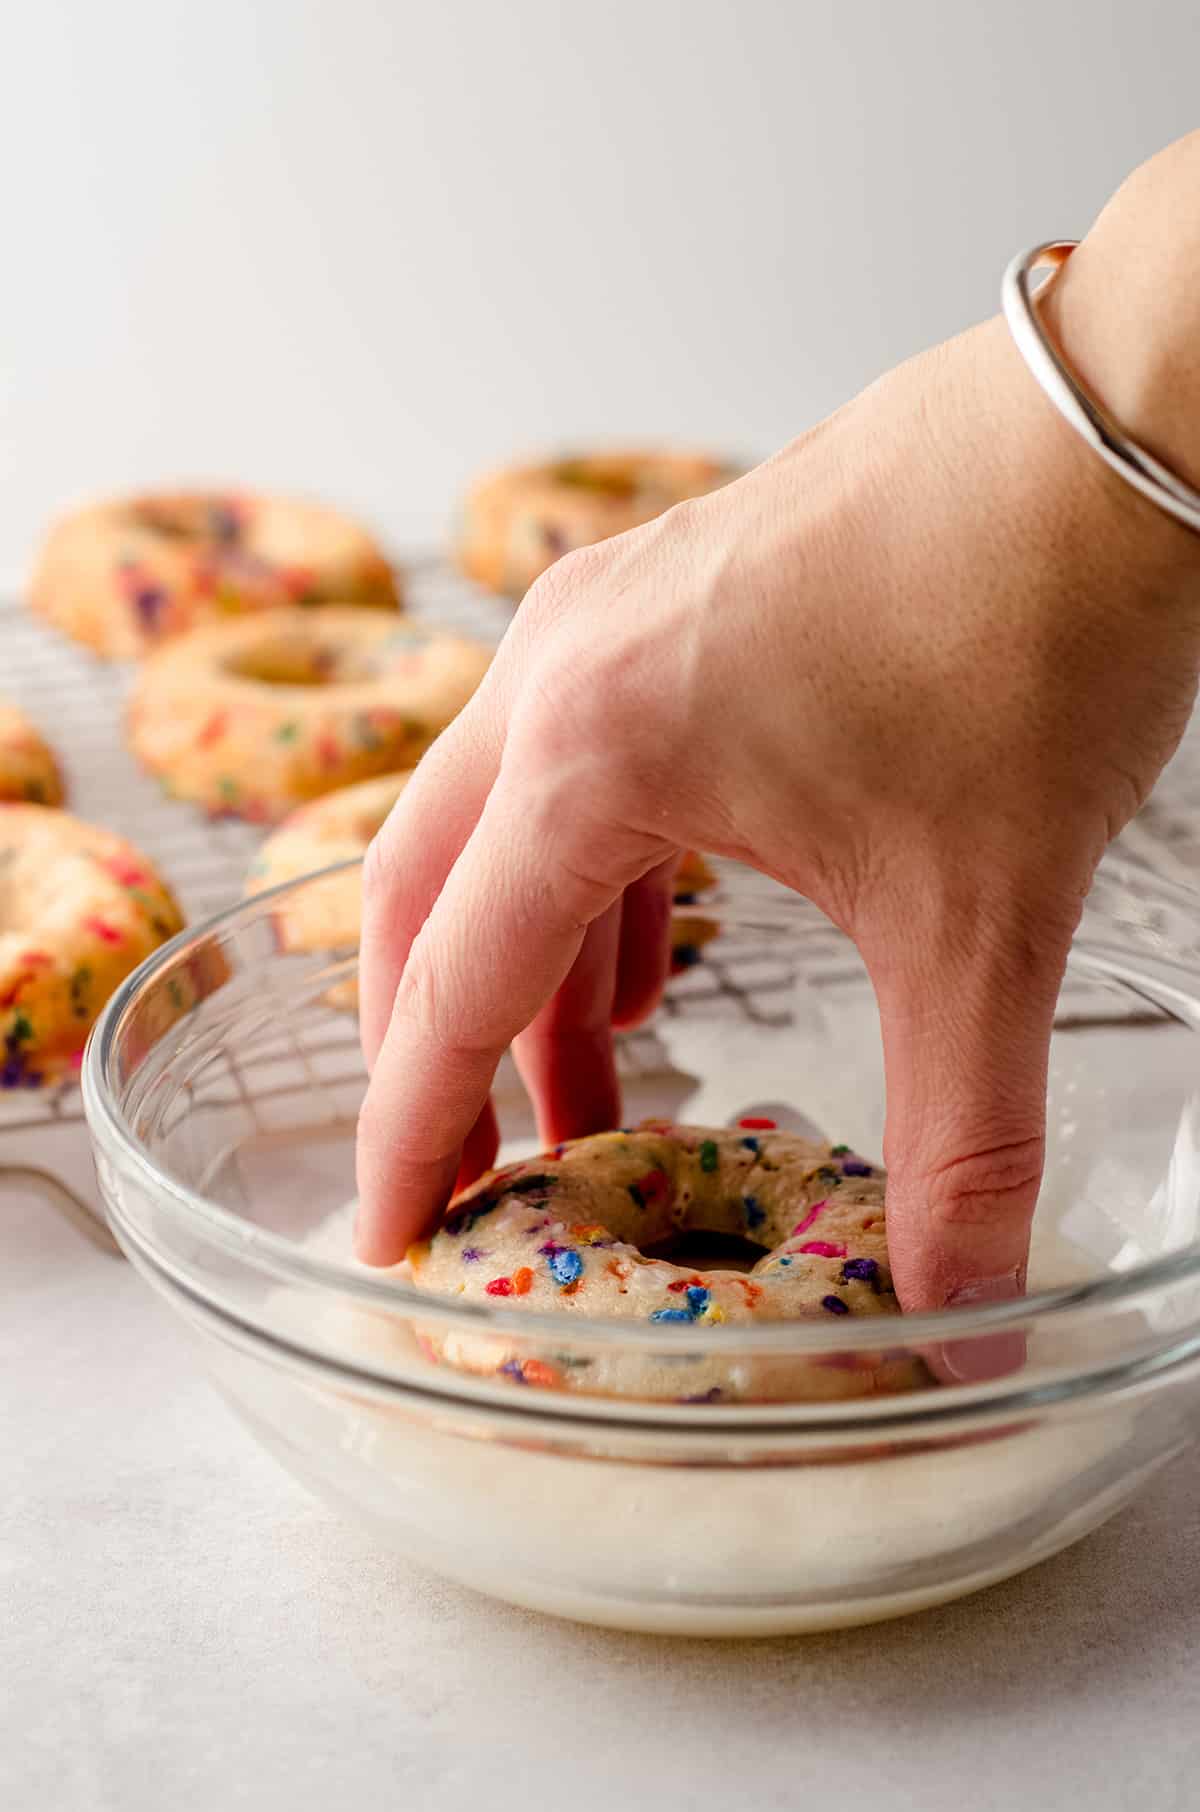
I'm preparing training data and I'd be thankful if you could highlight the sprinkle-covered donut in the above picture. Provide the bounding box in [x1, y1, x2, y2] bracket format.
[0, 704, 64, 806]
[128, 607, 491, 822]
[30, 490, 399, 659]
[409, 1121, 926, 1402]
[246, 779, 720, 1004]
[456, 449, 738, 598]
[0, 805, 183, 1087]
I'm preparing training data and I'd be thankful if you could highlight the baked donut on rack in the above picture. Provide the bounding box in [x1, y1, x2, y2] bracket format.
[30, 490, 399, 659]
[245, 771, 412, 1008]
[0, 704, 64, 805]
[408, 1121, 925, 1403]
[0, 805, 183, 1087]
[127, 607, 492, 822]
[245, 770, 411, 938]
[456, 449, 737, 598]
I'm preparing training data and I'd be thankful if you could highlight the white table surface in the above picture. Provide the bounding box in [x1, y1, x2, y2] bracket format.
[5, 1173, 1200, 1812]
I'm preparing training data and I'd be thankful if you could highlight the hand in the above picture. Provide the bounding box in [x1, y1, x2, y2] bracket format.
[355, 141, 1200, 1310]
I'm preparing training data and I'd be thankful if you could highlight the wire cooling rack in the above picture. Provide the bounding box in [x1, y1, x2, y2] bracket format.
[0, 563, 497, 1234]
[0, 563, 813, 1246]
[0, 558, 521, 1087]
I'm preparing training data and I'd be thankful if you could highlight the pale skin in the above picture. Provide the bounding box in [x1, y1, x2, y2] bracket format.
[355, 133, 1200, 1313]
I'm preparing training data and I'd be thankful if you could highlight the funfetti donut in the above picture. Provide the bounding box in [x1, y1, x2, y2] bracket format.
[409, 1120, 926, 1403]
[456, 450, 738, 598]
[30, 490, 400, 658]
[0, 805, 183, 1087]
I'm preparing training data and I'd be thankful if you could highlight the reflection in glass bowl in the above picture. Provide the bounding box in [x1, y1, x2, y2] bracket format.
[83, 857, 1200, 1634]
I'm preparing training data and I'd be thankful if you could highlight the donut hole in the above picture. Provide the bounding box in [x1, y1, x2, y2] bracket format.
[225, 636, 376, 688]
[132, 496, 242, 545]
[640, 1228, 769, 1274]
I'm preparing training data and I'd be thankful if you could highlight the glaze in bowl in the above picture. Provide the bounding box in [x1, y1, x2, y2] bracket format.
[83, 857, 1200, 1634]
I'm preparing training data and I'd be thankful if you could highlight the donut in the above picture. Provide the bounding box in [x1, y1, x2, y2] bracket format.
[456, 450, 738, 598]
[246, 779, 720, 1005]
[245, 771, 411, 928]
[30, 490, 399, 658]
[675, 850, 715, 893]
[0, 805, 183, 1087]
[245, 771, 411, 1008]
[670, 850, 719, 973]
[128, 607, 491, 822]
[408, 1121, 927, 1403]
[0, 704, 64, 806]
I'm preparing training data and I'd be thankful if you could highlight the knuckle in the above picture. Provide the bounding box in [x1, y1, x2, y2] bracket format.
[390, 929, 515, 1063]
[358, 1086, 453, 1180]
[920, 1135, 1045, 1231]
[509, 659, 634, 799]
[389, 935, 464, 1050]
[521, 544, 608, 633]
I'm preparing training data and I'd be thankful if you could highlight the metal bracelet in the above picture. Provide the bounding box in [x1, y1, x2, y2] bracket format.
[1001, 240, 1200, 537]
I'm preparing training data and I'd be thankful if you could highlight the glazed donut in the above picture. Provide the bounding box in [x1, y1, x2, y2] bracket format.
[408, 1121, 926, 1403]
[246, 779, 719, 1003]
[0, 806, 183, 1087]
[128, 607, 491, 822]
[30, 490, 399, 659]
[0, 704, 64, 806]
[457, 449, 737, 598]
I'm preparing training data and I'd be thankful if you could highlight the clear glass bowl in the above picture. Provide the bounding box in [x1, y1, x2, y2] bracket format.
[83, 857, 1200, 1636]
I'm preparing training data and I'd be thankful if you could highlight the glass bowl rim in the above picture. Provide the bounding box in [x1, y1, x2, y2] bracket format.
[82, 852, 1200, 1355]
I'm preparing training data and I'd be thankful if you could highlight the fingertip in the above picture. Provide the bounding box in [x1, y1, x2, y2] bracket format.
[354, 1114, 462, 1267]
[934, 1328, 1028, 1385]
[352, 1204, 412, 1269]
[891, 1260, 1029, 1385]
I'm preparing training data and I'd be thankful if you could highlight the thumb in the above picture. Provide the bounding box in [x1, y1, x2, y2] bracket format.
[867, 898, 1075, 1318]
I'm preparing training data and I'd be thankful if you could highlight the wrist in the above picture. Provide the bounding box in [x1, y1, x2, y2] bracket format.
[1036, 134, 1200, 498]
[953, 307, 1200, 633]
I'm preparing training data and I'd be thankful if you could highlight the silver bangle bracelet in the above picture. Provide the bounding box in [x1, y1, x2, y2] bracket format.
[1001, 240, 1200, 538]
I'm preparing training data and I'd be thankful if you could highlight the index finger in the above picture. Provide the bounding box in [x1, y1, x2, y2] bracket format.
[353, 766, 650, 1264]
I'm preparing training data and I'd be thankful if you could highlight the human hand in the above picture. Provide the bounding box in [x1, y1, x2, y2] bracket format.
[355, 144, 1200, 1311]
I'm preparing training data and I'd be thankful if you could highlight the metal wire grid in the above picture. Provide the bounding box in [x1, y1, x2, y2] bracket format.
[1, 603, 263, 1134]
[0, 563, 512, 1143]
[0, 571, 801, 1177]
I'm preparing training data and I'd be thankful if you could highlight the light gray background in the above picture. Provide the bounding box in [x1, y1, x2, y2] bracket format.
[3, 0, 1198, 577]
